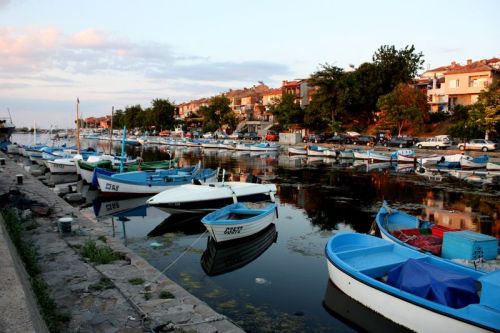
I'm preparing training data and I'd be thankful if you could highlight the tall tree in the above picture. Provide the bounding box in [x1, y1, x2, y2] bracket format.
[201, 95, 237, 132]
[372, 45, 425, 92]
[268, 93, 304, 130]
[470, 80, 500, 139]
[150, 98, 176, 130]
[377, 83, 428, 136]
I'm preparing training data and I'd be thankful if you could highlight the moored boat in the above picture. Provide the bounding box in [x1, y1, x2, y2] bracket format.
[375, 201, 499, 272]
[486, 161, 500, 171]
[396, 149, 416, 163]
[201, 202, 278, 243]
[460, 155, 489, 169]
[325, 232, 500, 332]
[288, 146, 307, 155]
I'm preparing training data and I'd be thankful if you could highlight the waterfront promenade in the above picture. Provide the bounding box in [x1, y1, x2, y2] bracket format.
[0, 151, 243, 333]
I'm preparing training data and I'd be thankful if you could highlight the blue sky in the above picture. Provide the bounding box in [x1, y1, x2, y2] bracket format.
[1, 0, 499, 128]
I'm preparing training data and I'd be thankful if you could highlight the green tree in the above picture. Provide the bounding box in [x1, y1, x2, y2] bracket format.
[123, 105, 143, 128]
[150, 98, 176, 130]
[471, 80, 500, 139]
[113, 109, 124, 129]
[268, 93, 304, 130]
[201, 95, 237, 132]
[377, 83, 428, 136]
[372, 45, 424, 92]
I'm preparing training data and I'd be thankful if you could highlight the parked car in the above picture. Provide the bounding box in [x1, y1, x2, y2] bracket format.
[202, 132, 213, 139]
[415, 136, 451, 149]
[265, 131, 279, 141]
[303, 134, 326, 143]
[381, 137, 416, 148]
[325, 134, 353, 144]
[228, 131, 243, 139]
[457, 139, 497, 152]
[243, 131, 260, 141]
[351, 135, 377, 146]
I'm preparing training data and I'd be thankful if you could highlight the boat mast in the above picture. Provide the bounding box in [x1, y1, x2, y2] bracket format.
[76, 97, 81, 154]
[6, 107, 13, 124]
[120, 126, 126, 173]
[109, 106, 114, 154]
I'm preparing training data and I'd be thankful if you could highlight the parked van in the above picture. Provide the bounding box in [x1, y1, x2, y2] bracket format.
[415, 136, 451, 149]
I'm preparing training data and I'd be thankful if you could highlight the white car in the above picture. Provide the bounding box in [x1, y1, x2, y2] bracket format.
[457, 139, 497, 152]
[415, 136, 451, 149]
[202, 132, 213, 139]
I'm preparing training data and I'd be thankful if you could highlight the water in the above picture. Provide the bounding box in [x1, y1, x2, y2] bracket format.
[13, 133, 500, 332]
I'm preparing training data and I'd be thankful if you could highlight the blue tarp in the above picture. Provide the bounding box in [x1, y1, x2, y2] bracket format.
[387, 259, 479, 309]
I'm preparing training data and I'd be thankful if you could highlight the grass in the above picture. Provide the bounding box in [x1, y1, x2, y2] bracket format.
[1, 208, 69, 332]
[97, 235, 107, 243]
[128, 277, 145, 285]
[89, 277, 114, 291]
[80, 239, 121, 264]
[159, 290, 175, 299]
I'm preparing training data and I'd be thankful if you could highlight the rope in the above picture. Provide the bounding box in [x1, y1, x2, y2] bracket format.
[150, 231, 207, 284]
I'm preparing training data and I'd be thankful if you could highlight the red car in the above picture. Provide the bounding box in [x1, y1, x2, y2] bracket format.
[265, 131, 279, 141]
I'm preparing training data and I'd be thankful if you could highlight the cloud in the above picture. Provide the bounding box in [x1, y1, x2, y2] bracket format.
[0, 25, 290, 83]
[0, 0, 10, 9]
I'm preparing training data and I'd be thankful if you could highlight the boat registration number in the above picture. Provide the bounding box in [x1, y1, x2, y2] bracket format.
[105, 183, 119, 191]
[224, 226, 243, 235]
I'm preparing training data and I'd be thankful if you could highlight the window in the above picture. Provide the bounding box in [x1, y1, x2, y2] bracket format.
[449, 79, 460, 88]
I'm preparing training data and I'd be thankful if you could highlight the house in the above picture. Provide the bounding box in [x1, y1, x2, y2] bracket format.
[421, 58, 500, 112]
[282, 80, 311, 108]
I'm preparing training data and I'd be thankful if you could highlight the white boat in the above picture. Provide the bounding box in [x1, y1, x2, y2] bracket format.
[250, 143, 280, 152]
[460, 155, 488, 169]
[288, 147, 307, 155]
[201, 202, 278, 243]
[47, 158, 77, 174]
[396, 149, 416, 163]
[419, 154, 463, 167]
[201, 140, 221, 149]
[146, 181, 277, 214]
[218, 140, 236, 150]
[486, 161, 500, 171]
[353, 148, 396, 162]
[234, 143, 254, 151]
[306, 145, 330, 156]
[326, 232, 500, 333]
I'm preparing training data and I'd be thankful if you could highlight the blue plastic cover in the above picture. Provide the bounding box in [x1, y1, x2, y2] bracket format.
[387, 259, 479, 309]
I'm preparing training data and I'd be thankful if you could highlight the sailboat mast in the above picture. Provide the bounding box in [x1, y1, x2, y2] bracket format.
[76, 97, 81, 153]
[109, 106, 114, 154]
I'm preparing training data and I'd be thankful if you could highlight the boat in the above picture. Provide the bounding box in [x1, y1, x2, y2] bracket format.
[287, 146, 307, 155]
[250, 143, 280, 152]
[460, 155, 489, 169]
[201, 223, 278, 276]
[0, 115, 15, 151]
[486, 161, 500, 171]
[96, 166, 217, 194]
[146, 181, 277, 214]
[325, 148, 354, 159]
[325, 232, 500, 332]
[306, 145, 330, 156]
[396, 149, 416, 163]
[47, 158, 78, 174]
[353, 148, 396, 162]
[419, 154, 463, 168]
[201, 202, 278, 243]
[375, 201, 499, 272]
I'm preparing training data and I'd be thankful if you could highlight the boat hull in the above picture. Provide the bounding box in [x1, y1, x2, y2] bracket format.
[47, 160, 77, 174]
[326, 259, 489, 333]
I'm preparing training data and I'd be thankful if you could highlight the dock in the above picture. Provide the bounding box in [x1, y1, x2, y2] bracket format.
[0, 152, 243, 333]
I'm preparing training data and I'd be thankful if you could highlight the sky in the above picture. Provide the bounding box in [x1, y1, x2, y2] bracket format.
[0, 0, 499, 128]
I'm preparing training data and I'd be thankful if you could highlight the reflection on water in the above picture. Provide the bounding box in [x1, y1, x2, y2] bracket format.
[323, 280, 412, 333]
[201, 223, 278, 276]
[13, 134, 499, 332]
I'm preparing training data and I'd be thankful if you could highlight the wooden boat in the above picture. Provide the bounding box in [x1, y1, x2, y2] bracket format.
[96, 166, 217, 194]
[460, 155, 489, 169]
[375, 201, 499, 272]
[325, 232, 500, 333]
[288, 147, 307, 155]
[147, 181, 277, 214]
[419, 154, 463, 168]
[396, 149, 416, 163]
[486, 161, 500, 171]
[201, 223, 277, 276]
[325, 148, 354, 159]
[201, 202, 277, 243]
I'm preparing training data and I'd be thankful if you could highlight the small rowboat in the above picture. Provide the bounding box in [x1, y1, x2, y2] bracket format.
[201, 202, 278, 243]
[396, 149, 416, 163]
[460, 155, 489, 169]
[325, 232, 500, 333]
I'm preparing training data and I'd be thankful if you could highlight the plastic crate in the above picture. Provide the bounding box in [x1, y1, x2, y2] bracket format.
[442, 230, 498, 260]
[431, 225, 458, 238]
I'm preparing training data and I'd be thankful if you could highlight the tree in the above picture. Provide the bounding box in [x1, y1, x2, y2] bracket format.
[268, 93, 304, 130]
[123, 105, 143, 128]
[150, 98, 176, 130]
[377, 83, 428, 136]
[372, 45, 424, 92]
[201, 95, 237, 132]
[471, 80, 500, 139]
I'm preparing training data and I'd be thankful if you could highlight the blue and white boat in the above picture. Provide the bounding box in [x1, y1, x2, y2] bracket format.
[96, 165, 217, 194]
[201, 202, 278, 242]
[460, 155, 489, 170]
[353, 148, 396, 162]
[250, 142, 280, 152]
[325, 232, 500, 333]
[306, 145, 330, 156]
[396, 149, 416, 163]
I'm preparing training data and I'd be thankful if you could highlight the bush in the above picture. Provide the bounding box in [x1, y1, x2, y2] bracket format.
[81, 239, 120, 264]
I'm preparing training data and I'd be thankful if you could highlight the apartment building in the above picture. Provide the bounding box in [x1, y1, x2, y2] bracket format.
[282, 80, 311, 108]
[422, 58, 500, 112]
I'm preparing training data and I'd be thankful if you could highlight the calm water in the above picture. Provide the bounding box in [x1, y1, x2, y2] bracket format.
[13, 134, 500, 332]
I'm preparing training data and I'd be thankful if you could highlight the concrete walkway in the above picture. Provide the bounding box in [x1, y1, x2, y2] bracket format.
[0, 152, 243, 333]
